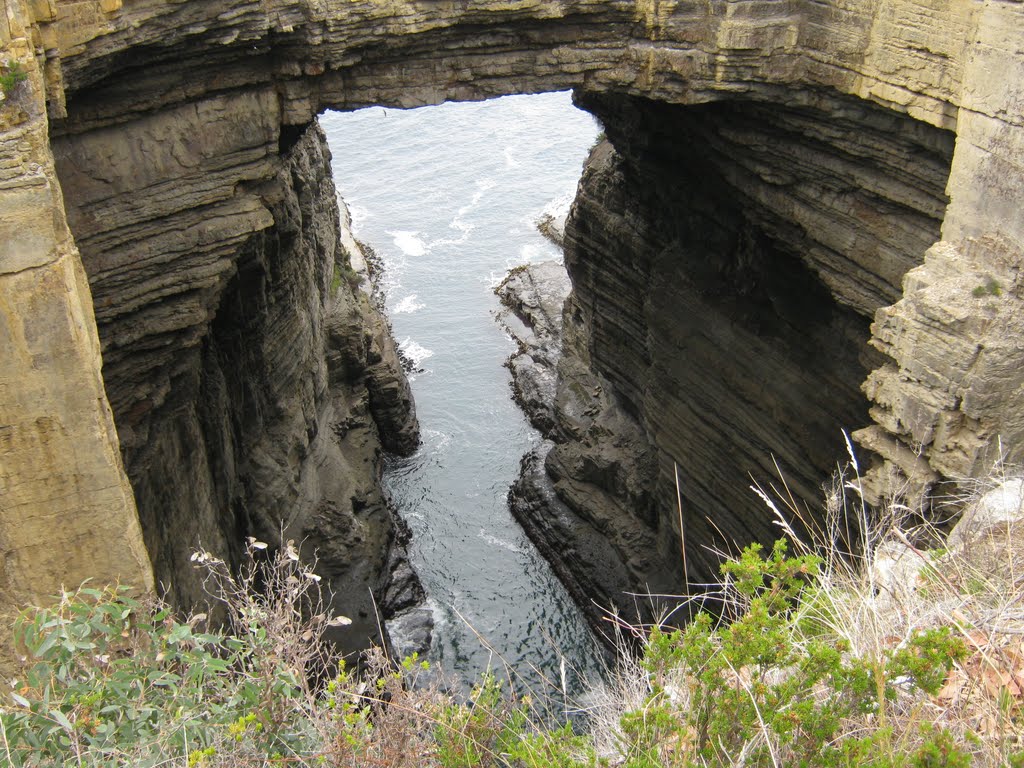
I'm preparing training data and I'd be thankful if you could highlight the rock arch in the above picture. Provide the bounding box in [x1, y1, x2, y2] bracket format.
[3, 0, 1023, 651]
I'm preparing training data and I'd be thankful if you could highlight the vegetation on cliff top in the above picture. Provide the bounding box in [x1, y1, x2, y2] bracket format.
[2, 459, 1023, 766]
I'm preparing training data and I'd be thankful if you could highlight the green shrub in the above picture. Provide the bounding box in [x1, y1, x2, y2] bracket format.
[0, 60, 27, 98]
[331, 261, 364, 293]
[0, 551, 330, 766]
[0, 529, 1000, 767]
[0, 544, 591, 767]
[622, 539, 969, 767]
[0, 539, 360, 765]
[972, 278, 1002, 297]
[3, 589, 292, 764]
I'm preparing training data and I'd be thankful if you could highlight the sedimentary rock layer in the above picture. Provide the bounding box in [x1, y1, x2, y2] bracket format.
[55, 108, 422, 650]
[0, 2, 152, 675]
[511, 87, 956, 626]
[545, 90, 953, 602]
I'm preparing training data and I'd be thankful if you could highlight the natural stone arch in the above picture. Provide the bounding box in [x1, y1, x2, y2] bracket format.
[3, 0, 1024, 656]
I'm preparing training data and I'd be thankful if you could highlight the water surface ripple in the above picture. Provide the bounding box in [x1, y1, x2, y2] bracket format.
[321, 93, 603, 699]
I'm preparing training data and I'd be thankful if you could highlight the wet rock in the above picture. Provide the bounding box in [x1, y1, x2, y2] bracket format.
[536, 210, 568, 248]
[385, 606, 435, 663]
[509, 443, 639, 637]
[503, 256, 684, 631]
[495, 260, 571, 437]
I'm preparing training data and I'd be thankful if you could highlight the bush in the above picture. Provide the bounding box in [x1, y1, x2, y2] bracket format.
[331, 261, 364, 293]
[0, 542, 590, 767]
[0, 60, 27, 98]
[0, 540, 343, 766]
[621, 538, 970, 767]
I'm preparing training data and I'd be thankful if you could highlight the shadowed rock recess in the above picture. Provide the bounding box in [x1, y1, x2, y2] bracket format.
[2, 0, 1024, 655]
[512, 91, 954, 631]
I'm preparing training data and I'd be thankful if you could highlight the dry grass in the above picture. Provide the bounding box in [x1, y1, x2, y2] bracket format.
[589, 442, 1024, 766]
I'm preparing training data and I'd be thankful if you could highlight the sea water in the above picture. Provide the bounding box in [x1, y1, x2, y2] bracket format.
[321, 92, 603, 701]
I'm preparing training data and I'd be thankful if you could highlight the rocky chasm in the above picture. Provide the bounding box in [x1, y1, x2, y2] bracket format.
[2, 0, 1024, 660]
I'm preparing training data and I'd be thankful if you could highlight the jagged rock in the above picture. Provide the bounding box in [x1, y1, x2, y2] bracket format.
[509, 443, 645, 635]
[495, 260, 571, 436]
[500, 258, 683, 633]
[536, 211, 568, 248]
[61, 116, 425, 654]
[869, 477, 1024, 614]
[947, 479, 1024, 553]
[856, 240, 1024, 505]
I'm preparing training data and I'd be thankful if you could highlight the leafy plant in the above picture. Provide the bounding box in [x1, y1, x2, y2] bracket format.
[621, 538, 969, 767]
[0, 60, 27, 98]
[0, 541, 594, 767]
[0, 540, 344, 766]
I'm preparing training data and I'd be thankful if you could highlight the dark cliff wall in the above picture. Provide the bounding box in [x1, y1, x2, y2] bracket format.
[513, 91, 954, 624]
[54, 115, 420, 650]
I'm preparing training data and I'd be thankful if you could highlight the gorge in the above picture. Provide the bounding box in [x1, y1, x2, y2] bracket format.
[2, 0, 1024, 672]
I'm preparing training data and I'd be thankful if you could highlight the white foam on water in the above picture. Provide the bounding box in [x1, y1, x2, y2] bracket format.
[518, 243, 546, 263]
[399, 338, 434, 370]
[484, 270, 508, 290]
[472, 177, 497, 199]
[536, 191, 574, 223]
[503, 145, 521, 168]
[347, 202, 371, 229]
[389, 230, 428, 257]
[392, 294, 425, 314]
[422, 427, 452, 452]
[478, 530, 524, 555]
[376, 251, 408, 298]
[429, 178, 496, 249]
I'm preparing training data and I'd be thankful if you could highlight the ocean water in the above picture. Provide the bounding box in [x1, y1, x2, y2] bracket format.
[321, 92, 603, 701]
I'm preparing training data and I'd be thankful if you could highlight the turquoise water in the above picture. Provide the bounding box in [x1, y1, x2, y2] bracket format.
[321, 92, 603, 701]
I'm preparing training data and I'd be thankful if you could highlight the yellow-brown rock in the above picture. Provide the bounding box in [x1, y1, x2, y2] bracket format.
[0, 0, 152, 671]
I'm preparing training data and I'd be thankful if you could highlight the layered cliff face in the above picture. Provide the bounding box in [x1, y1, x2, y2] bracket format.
[0, 3, 153, 672]
[3, 0, 1024, 654]
[52, 110, 423, 650]
[509, 89, 954, 626]
[525, 91, 954, 617]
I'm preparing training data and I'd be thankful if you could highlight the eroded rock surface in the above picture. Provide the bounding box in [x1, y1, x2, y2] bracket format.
[89, 117, 424, 653]
[534, 91, 954, 604]
[0, 2, 152, 673]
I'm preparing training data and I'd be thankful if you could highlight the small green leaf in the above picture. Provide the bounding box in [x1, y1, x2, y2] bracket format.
[50, 708, 74, 731]
[33, 631, 59, 657]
